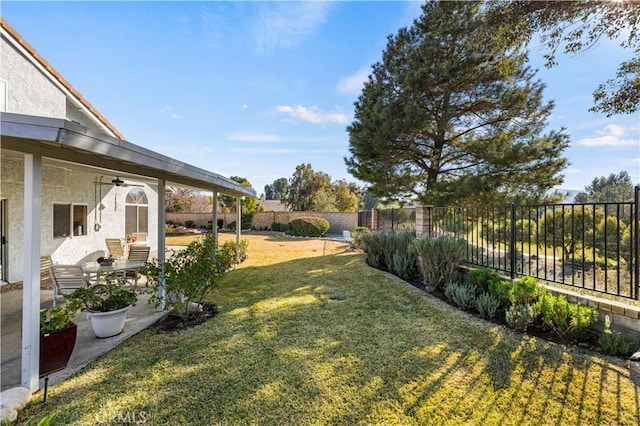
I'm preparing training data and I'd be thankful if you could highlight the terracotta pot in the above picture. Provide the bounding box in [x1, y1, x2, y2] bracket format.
[39, 323, 77, 377]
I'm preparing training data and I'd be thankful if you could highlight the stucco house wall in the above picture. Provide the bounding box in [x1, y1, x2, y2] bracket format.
[0, 34, 65, 117]
[0, 26, 158, 284]
[0, 156, 157, 283]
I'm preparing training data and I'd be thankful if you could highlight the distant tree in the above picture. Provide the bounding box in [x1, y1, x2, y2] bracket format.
[264, 178, 289, 201]
[574, 171, 634, 203]
[362, 190, 381, 210]
[166, 188, 214, 213]
[220, 176, 257, 213]
[286, 164, 331, 211]
[312, 187, 337, 212]
[264, 184, 273, 200]
[345, 1, 569, 206]
[334, 180, 359, 213]
[538, 207, 602, 261]
[488, 1, 640, 116]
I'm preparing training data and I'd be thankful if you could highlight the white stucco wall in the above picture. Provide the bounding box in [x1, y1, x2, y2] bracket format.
[0, 35, 106, 135]
[0, 35, 66, 118]
[0, 157, 158, 284]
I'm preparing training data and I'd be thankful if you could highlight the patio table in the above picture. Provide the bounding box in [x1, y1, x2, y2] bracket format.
[81, 260, 145, 284]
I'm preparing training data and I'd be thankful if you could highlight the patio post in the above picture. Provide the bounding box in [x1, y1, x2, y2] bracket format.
[236, 197, 242, 262]
[156, 178, 166, 311]
[21, 153, 42, 392]
[212, 192, 218, 248]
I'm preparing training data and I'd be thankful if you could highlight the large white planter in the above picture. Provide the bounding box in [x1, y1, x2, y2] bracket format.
[87, 305, 131, 338]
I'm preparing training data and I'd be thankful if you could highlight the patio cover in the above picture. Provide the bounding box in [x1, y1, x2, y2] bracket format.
[1, 111, 255, 392]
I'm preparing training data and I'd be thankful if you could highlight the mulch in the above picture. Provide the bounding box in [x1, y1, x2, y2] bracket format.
[152, 303, 218, 332]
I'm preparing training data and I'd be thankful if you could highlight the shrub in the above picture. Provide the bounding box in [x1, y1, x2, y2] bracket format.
[445, 282, 477, 310]
[221, 239, 249, 263]
[143, 233, 236, 321]
[509, 276, 543, 306]
[359, 230, 418, 280]
[385, 231, 418, 280]
[411, 236, 467, 291]
[599, 315, 635, 356]
[271, 222, 289, 232]
[475, 292, 501, 319]
[537, 293, 599, 341]
[488, 279, 511, 308]
[227, 221, 237, 230]
[185, 220, 195, 228]
[286, 217, 330, 237]
[360, 231, 388, 270]
[351, 226, 370, 249]
[505, 303, 536, 331]
[468, 268, 503, 294]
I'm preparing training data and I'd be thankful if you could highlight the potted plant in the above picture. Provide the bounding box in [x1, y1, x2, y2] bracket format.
[65, 278, 137, 338]
[142, 233, 236, 322]
[39, 306, 77, 376]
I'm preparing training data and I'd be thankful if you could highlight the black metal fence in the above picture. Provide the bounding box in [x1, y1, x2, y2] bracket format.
[432, 187, 640, 300]
[378, 208, 416, 230]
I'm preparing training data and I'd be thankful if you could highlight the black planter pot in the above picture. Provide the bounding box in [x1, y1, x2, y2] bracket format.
[39, 323, 77, 377]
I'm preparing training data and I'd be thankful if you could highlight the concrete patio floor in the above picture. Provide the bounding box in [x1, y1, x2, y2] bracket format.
[1, 285, 166, 392]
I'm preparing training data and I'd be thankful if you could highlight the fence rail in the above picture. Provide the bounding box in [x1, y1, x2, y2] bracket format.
[430, 187, 639, 300]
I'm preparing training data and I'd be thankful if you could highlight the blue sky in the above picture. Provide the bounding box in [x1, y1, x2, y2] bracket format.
[3, 1, 639, 198]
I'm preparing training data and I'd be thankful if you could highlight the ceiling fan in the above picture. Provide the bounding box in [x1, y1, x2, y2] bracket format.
[96, 176, 144, 188]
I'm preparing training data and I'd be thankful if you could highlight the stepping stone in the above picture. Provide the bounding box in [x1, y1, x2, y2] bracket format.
[0, 387, 31, 410]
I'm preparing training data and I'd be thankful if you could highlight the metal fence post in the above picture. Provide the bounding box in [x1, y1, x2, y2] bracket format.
[510, 203, 516, 280]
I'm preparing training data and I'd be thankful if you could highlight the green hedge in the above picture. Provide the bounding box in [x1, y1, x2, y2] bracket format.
[286, 217, 330, 237]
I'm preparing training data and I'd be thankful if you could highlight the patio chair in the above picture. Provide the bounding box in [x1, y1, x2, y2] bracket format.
[105, 238, 125, 259]
[126, 245, 150, 287]
[50, 264, 91, 307]
[40, 255, 53, 289]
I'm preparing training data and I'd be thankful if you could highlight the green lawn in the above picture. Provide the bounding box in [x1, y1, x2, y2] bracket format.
[23, 233, 639, 425]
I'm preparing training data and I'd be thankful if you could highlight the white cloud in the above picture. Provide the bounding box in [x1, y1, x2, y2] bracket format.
[336, 67, 371, 96]
[577, 124, 639, 147]
[276, 105, 349, 125]
[171, 114, 180, 119]
[241, 104, 249, 109]
[252, 2, 332, 52]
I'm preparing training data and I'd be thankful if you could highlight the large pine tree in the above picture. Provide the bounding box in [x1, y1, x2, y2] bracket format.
[345, 1, 569, 205]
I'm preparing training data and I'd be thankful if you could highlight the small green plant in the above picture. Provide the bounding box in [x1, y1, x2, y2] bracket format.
[65, 278, 137, 313]
[444, 281, 476, 310]
[475, 292, 501, 319]
[536, 293, 598, 341]
[412, 236, 466, 291]
[505, 303, 536, 331]
[40, 306, 75, 334]
[509, 276, 543, 305]
[143, 233, 236, 321]
[488, 279, 511, 308]
[467, 268, 502, 293]
[286, 217, 330, 237]
[599, 315, 635, 356]
[15, 414, 57, 426]
[351, 226, 370, 249]
[449, 283, 477, 310]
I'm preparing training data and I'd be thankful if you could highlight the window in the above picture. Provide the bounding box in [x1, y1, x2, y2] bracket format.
[125, 188, 148, 235]
[53, 204, 70, 238]
[73, 205, 87, 236]
[53, 203, 87, 238]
